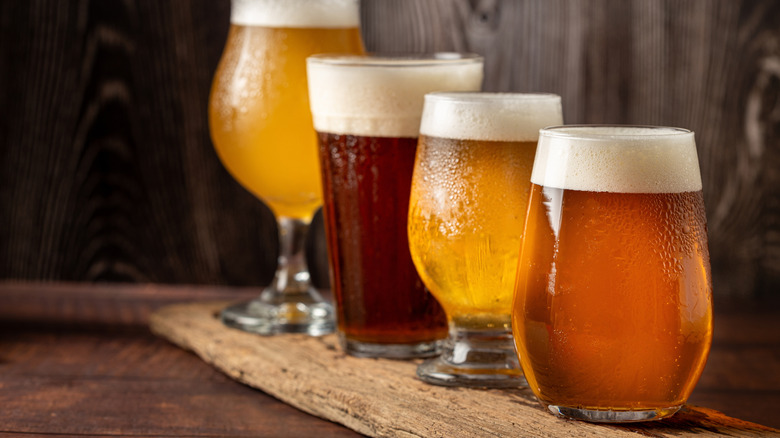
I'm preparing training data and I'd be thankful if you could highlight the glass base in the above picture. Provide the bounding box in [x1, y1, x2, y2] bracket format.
[221, 288, 335, 336]
[416, 356, 526, 388]
[340, 334, 442, 359]
[545, 404, 682, 423]
[416, 326, 527, 388]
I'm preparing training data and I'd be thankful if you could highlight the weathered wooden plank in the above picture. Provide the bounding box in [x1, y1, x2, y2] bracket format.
[149, 302, 780, 438]
[1, 281, 775, 428]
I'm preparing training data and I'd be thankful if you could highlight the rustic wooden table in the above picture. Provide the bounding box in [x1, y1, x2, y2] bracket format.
[0, 282, 777, 437]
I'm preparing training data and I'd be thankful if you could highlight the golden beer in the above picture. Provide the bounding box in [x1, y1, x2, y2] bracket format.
[209, 4, 363, 220]
[409, 137, 537, 324]
[408, 93, 563, 387]
[209, 0, 364, 335]
[512, 126, 713, 422]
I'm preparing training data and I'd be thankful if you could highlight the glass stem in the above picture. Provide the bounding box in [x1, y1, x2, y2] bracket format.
[269, 216, 311, 294]
[442, 315, 520, 370]
[222, 214, 333, 335]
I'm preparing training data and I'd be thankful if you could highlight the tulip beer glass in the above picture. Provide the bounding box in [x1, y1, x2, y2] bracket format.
[307, 55, 484, 357]
[512, 126, 713, 422]
[408, 93, 563, 386]
[208, 0, 364, 335]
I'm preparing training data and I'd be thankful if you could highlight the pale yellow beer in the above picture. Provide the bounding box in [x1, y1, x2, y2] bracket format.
[209, 1, 363, 220]
[209, 0, 364, 335]
[408, 93, 563, 387]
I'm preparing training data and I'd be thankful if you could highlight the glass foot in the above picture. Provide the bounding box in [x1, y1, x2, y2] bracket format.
[545, 404, 683, 423]
[416, 355, 526, 388]
[221, 216, 334, 336]
[416, 326, 526, 388]
[340, 335, 442, 359]
[221, 289, 335, 336]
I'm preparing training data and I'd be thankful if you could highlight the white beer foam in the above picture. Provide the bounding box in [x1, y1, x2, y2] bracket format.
[231, 0, 359, 28]
[419, 93, 562, 142]
[531, 126, 702, 193]
[307, 55, 484, 138]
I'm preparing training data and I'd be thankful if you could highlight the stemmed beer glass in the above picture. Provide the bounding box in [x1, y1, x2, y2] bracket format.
[408, 93, 563, 387]
[208, 0, 364, 335]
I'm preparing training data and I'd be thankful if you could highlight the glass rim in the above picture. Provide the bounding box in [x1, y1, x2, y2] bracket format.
[424, 91, 561, 103]
[307, 52, 483, 67]
[540, 124, 694, 140]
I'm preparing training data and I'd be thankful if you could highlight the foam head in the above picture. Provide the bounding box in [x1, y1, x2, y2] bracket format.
[419, 93, 563, 142]
[231, 0, 360, 28]
[307, 54, 484, 138]
[531, 126, 703, 193]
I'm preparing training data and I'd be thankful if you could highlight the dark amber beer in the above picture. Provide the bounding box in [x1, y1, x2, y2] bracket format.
[318, 134, 445, 346]
[512, 126, 713, 422]
[307, 55, 484, 358]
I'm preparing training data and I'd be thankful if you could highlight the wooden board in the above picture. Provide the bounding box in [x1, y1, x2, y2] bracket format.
[149, 302, 779, 438]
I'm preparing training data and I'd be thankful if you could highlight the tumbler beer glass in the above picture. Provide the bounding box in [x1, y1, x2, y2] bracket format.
[512, 126, 713, 422]
[208, 0, 364, 335]
[307, 54, 484, 358]
[408, 93, 563, 387]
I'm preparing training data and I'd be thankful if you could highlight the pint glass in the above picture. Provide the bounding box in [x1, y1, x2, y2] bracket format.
[408, 93, 563, 387]
[307, 54, 484, 358]
[512, 126, 713, 422]
[208, 0, 364, 335]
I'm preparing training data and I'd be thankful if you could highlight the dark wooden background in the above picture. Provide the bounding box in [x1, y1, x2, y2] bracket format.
[1, 0, 778, 302]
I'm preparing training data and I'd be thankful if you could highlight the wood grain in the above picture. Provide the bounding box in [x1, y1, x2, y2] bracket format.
[149, 301, 780, 437]
[0, 280, 258, 325]
[0, 0, 280, 286]
[0, 322, 360, 437]
[1, 0, 779, 300]
[361, 0, 780, 299]
[1, 282, 777, 436]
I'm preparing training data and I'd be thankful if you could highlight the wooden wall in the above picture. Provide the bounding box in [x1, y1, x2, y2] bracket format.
[1, 0, 778, 301]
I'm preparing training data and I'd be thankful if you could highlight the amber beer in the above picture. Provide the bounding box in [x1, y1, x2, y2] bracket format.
[512, 126, 713, 422]
[208, 0, 363, 220]
[408, 93, 563, 387]
[307, 55, 484, 358]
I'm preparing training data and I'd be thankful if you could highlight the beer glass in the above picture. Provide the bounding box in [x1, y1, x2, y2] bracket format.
[307, 54, 484, 358]
[408, 93, 563, 387]
[512, 125, 713, 422]
[208, 0, 364, 335]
